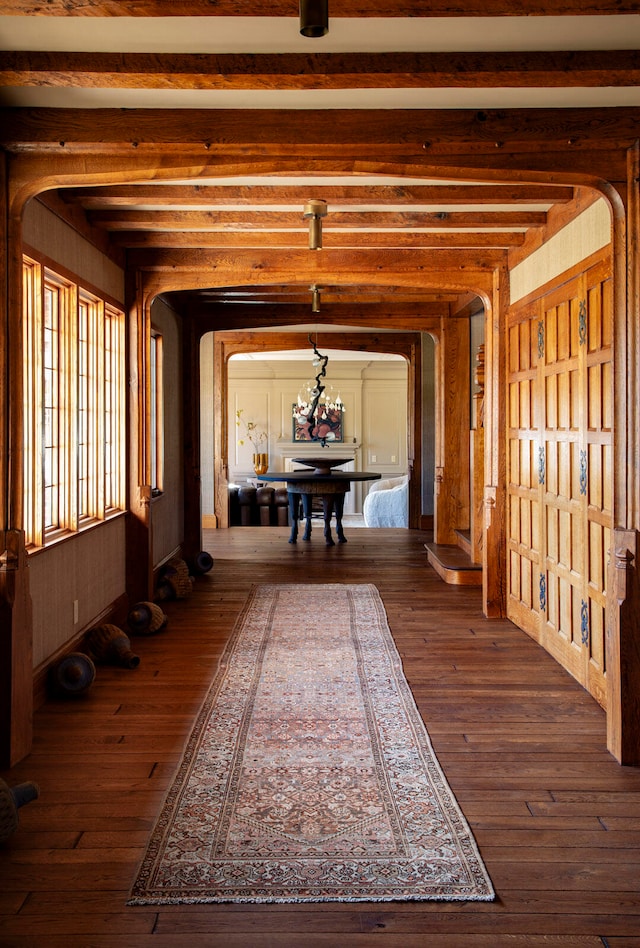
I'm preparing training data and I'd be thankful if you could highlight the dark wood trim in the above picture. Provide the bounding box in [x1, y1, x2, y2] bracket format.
[0, 0, 635, 15]
[211, 329, 423, 531]
[63, 183, 575, 207]
[5, 50, 639, 91]
[2, 109, 639, 158]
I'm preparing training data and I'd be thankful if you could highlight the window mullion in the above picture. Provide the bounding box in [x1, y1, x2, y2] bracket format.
[64, 280, 78, 533]
[95, 299, 105, 519]
[22, 257, 44, 547]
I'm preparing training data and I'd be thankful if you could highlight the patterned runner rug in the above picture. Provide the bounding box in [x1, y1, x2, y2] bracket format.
[129, 584, 494, 904]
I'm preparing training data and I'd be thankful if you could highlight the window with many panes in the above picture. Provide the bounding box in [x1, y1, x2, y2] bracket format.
[22, 254, 126, 548]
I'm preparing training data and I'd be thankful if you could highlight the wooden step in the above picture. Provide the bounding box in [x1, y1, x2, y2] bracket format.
[455, 528, 472, 557]
[424, 542, 483, 586]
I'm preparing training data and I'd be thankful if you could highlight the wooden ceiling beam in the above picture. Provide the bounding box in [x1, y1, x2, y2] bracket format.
[183, 290, 460, 304]
[169, 307, 452, 332]
[130, 245, 505, 274]
[3, 51, 639, 91]
[89, 209, 545, 229]
[1, 0, 635, 15]
[63, 183, 574, 207]
[3, 109, 638, 162]
[114, 230, 526, 249]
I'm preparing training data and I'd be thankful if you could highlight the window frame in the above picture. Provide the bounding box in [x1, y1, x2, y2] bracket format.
[22, 251, 127, 551]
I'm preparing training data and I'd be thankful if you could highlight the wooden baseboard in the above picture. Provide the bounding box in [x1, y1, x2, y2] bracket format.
[32, 592, 129, 710]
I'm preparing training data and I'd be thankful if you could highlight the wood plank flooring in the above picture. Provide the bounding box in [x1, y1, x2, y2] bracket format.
[2, 527, 640, 947]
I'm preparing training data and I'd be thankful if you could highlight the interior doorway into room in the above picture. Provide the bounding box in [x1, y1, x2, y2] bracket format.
[199, 333, 415, 531]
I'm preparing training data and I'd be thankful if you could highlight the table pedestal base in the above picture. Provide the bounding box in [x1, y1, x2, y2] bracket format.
[288, 490, 347, 546]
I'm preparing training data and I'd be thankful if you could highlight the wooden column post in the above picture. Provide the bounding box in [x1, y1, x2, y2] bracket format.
[213, 333, 229, 529]
[470, 344, 485, 565]
[606, 143, 640, 764]
[0, 154, 34, 766]
[125, 270, 153, 603]
[406, 338, 422, 530]
[182, 315, 203, 564]
[607, 530, 640, 765]
[483, 266, 508, 618]
[434, 316, 470, 545]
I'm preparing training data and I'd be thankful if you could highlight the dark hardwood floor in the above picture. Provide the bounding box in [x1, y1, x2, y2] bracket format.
[1, 526, 640, 947]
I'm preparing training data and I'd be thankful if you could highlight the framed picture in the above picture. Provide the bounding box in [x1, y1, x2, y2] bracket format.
[292, 403, 344, 443]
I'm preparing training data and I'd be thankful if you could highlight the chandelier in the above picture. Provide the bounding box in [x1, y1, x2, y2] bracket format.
[293, 336, 344, 446]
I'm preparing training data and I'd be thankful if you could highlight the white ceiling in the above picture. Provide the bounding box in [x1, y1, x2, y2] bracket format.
[2, 15, 637, 52]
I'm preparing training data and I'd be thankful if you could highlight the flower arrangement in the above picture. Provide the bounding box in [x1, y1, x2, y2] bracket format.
[236, 409, 267, 449]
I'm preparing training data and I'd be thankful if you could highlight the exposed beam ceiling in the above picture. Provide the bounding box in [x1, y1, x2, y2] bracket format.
[2, 3, 637, 326]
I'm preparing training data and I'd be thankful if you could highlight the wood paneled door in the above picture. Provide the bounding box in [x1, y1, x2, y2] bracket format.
[507, 255, 612, 708]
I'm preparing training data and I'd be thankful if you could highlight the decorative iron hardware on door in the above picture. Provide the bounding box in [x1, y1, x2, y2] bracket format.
[538, 445, 546, 485]
[537, 320, 545, 360]
[579, 449, 588, 495]
[580, 599, 589, 646]
[578, 299, 587, 346]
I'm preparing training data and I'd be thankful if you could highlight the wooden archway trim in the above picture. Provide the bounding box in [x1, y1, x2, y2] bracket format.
[204, 329, 423, 532]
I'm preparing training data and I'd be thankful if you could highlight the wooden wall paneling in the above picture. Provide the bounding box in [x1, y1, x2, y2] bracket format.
[507, 258, 612, 714]
[538, 279, 585, 689]
[506, 300, 541, 638]
[583, 261, 613, 708]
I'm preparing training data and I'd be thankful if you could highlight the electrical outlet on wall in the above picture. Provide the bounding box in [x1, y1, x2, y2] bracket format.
[371, 454, 377, 463]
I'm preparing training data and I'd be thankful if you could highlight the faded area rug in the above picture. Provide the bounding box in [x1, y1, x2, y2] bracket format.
[129, 584, 494, 904]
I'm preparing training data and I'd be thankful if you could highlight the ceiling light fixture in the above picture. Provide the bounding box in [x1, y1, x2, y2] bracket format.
[299, 0, 328, 38]
[303, 199, 328, 250]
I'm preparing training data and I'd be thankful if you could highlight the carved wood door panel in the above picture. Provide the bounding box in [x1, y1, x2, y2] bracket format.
[507, 259, 612, 708]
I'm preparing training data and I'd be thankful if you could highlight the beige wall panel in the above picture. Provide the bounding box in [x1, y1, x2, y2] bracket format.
[510, 200, 611, 305]
[29, 516, 126, 668]
[23, 199, 124, 303]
